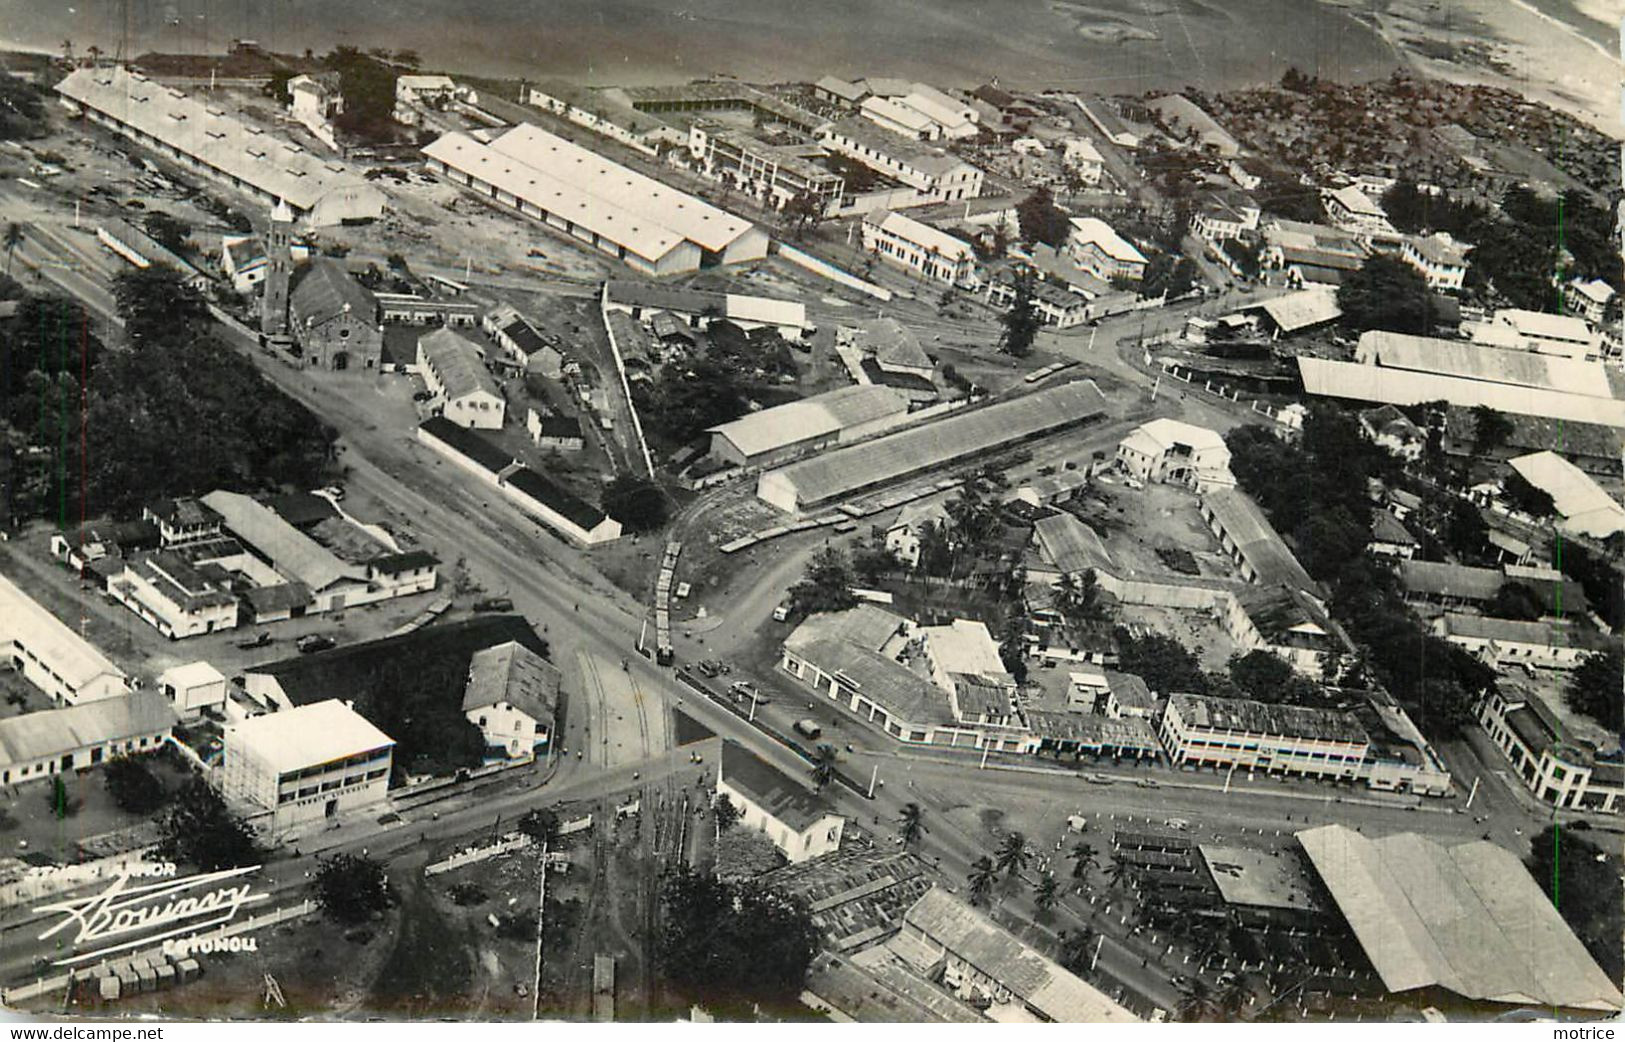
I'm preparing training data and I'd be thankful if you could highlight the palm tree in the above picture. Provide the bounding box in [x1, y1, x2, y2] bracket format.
[1070, 841, 1098, 881]
[1218, 975, 1252, 1020]
[1057, 925, 1098, 974]
[809, 743, 840, 791]
[967, 856, 997, 907]
[1176, 978, 1219, 1023]
[1107, 857, 1135, 892]
[1032, 874, 1060, 914]
[994, 831, 1030, 879]
[4, 223, 22, 276]
[897, 802, 925, 846]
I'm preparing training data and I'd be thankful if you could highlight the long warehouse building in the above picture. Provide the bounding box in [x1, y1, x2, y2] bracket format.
[55, 66, 385, 227]
[757, 381, 1108, 512]
[422, 123, 769, 275]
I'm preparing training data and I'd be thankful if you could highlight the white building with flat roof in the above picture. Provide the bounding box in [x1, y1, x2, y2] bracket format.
[0, 572, 129, 706]
[157, 661, 228, 719]
[222, 699, 394, 829]
[422, 124, 769, 275]
[1564, 278, 1615, 325]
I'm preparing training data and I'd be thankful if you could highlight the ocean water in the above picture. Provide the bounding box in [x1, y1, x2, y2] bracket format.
[1, 0, 1405, 94]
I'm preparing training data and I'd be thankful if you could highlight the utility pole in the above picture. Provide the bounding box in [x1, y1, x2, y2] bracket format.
[1464, 775, 1480, 810]
[980, 744, 991, 769]
[867, 764, 878, 799]
[1223, 760, 1238, 794]
[530, 839, 548, 1021]
[1090, 933, 1105, 972]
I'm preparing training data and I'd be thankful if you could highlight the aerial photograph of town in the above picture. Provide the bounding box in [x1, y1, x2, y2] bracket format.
[0, 0, 1618, 1030]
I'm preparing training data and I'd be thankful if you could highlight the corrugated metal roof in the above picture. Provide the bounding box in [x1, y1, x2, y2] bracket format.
[1356, 331, 1610, 397]
[764, 381, 1108, 508]
[1298, 356, 1625, 429]
[0, 572, 127, 691]
[1298, 824, 1623, 1011]
[202, 490, 366, 593]
[463, 641, 560, 722]
[709, 385, 909, 460]
[418, 327, 501, 403]
[904, 889, 1139, 1022]
[1033, 512, 1113, 575]
[1508, 451, 1625, 537]
[56, 66, 381, 214]
[1200, 488, 1321, 596]
[0, 690, 175, 768]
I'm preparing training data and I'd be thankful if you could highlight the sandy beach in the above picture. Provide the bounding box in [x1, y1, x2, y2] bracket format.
[1322, 0, 1623, 136]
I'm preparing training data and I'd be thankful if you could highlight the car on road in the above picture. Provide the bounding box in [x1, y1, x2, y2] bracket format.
[473, 597, 514, 612]
[296, 634, 336, 654]
[794, 719, 823, 739]
[771, 603, 790, 622]
[1135, 778, 1161, 788]
[696, 660, 721, 678]
[729, 681, 764, 704]
[235, 631, 272, 650]
[1164, 818, 1190, 831]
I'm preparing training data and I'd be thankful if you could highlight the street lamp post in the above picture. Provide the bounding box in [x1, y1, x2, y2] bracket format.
[530, 839, 548, 1021]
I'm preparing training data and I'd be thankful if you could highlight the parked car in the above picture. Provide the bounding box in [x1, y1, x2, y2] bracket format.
[771, 603, 790, 622]
[235, 631, 272, 650]
[1164, 818, 1190, 831]
[473, 597, 514, 612]
[296, 634, 336, 654]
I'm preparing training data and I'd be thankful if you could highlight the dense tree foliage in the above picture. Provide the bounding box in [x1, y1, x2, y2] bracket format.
[68, 267, 338, 519]
[517, 807, 560, 845]
[998, 269, 1042, 358]
[658, 867, 819, 1017]
[323, 47, 400, 142]
[142, 212, 193, 255]
[0, 74, 48, 141]
[313, 853, 394, 924]
[1227, 651, 1325, 705]
[632, 357, 750, 450]
[1501, 471, 1555, 519]
[1526, 825, 1623, 984]
[1468, 405, 1514, 458]
[156, 778, 259, 872]
[356, 655, 488, 780]
[1566, 647, 1623, 731]
[1381, 181, 1621, 309]
[602, 475, 670, 533]
[1114, 628, 1207, 696]
[103, 755, 168, 814]
[1336, 254, 1440, 335]
[788, 546, 859, 617]
[1485, 582, 1545, 621]
[1016, 188, 1070, 248]
[1140, 253, 1200, 299]
[1225, 409, 1498, 737]
[1555, 536, 1624, 630]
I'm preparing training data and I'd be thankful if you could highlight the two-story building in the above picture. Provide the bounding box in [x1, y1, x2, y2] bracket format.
[861, 210, 978, 287]
[462, 641, 560, 760]
[1398, 233, 1469, 293]
[417, 328, 506, 430]
[222, 699, 394, 830]
[1066, 217, 1146, 283]
[1159, 693, 1371, 781]
[0, 572, 130, 706]
[110, 551, 241, 639]
[1477, 687, 1620, 814]
[1115, 419, 1232, 489]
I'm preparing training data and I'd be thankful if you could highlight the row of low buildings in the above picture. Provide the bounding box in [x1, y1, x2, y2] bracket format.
[56, 66, 386, 228]
[416, 418, 623, 545]
[64, 492, 441, 641]
[423, 122, 770, 276]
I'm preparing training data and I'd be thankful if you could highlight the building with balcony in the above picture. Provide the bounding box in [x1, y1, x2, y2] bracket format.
[1158, 693, 1370, 781]
[1476, 687, 1620, 814]
[221, 699, 394, 829]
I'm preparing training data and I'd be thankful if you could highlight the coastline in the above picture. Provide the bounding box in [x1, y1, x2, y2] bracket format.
[1320, 0, 1622, 136]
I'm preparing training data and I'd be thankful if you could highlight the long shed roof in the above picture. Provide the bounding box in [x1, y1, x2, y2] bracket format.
[1298, 824, 1623, 1011]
